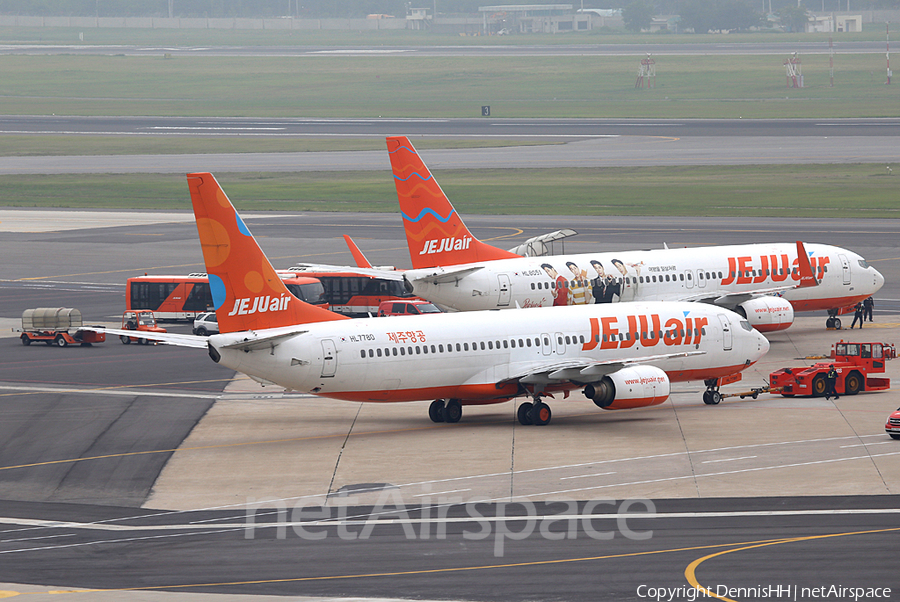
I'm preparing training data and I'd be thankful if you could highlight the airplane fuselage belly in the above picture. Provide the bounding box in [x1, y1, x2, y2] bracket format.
[212, 302, 768, 403]
[406, 243, 883, 319]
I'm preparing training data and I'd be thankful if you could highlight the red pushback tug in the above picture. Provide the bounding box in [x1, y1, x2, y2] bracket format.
[770, 341, 894, 397]
[119, 310, 167, 345]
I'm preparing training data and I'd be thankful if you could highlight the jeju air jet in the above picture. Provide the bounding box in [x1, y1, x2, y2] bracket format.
[94, 173, 769, 423]
[386, 136, 884, 332]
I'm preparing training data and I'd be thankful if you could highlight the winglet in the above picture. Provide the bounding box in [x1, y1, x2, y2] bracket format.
[343, 235, 374, 269]
[386, 136, 520, 269]
[796, 241, 818, 288]
[186, 172, 349, 333]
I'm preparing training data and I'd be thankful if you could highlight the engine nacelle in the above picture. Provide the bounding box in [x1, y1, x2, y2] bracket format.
[582, 365, 670, 411]
[737, 296, 794, 333]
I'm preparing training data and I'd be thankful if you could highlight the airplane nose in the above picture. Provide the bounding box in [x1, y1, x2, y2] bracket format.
[873, 267, 885, 293]
[754, 330, 770, 360]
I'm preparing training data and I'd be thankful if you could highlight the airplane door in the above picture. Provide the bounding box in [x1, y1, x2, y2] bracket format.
[554, 332, 565, 355]
[321, 339, 337, 378]
[541, 333, 552, 356]
[685, 271, 694, 289]
[498, 274, 511, 307]
[717, 315, 732, 351]
[698, 270, 707, 289]
[839, 254, 851, 285]
[618, 278, 634, 302]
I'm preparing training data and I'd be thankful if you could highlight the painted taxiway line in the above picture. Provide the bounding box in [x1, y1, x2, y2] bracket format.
[0, 384, 220, 400]
[1, 508, 899, 535]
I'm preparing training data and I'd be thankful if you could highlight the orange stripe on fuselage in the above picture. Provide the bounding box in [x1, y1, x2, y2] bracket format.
[317, 363, 756, 405]
[789, 295, 870, 313]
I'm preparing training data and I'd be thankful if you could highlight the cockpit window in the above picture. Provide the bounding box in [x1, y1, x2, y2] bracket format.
[858, 260, 869, 269]
[739, 320, 753, 332]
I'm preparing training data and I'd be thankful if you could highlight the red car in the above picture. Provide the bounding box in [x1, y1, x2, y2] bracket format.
[886, 408, 900, 440]
[377, 299, 442, 317]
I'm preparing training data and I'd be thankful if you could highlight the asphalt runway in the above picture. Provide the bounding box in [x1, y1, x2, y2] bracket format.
[0, 497, 896, 600]
[2, 117, 899, 174]
[0, 40, 889, 57]
[0, 212, 898, 599]
[4, 116, 900, 137]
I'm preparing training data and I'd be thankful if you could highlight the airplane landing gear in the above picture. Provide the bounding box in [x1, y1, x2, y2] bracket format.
[702, 379, 722, 405]
[517, 390, 552, 426]
[429, 399, 462, 423]
[826, 310, 842, 330]
[428, 400, 445, 423]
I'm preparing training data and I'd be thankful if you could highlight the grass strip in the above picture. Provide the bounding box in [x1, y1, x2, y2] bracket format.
[0, 164, 894, 218]
[0, 53, 896, 119]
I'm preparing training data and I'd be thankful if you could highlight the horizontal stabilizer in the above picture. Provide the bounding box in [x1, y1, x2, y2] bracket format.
[507, 229, 578, 257]
[217, 327, 310, 352]
[81, 327, 209, 349]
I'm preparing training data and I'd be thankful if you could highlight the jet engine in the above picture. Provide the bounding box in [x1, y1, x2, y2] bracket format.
[582, 365, 670, 410]
[736, 296, 794, 333]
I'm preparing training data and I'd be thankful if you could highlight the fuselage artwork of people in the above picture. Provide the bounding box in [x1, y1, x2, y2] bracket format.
[385, 136, 884, 332]
[96, 172, 770, 427]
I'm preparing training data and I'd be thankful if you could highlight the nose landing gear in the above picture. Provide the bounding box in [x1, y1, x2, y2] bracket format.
[702, 378, 723, 405]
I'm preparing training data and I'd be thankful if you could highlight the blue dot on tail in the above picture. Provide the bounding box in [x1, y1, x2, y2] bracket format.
[209, 274, 227, 310]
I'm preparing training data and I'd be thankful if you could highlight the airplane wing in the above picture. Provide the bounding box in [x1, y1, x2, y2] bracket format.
[80, 327, 209, 349]
[286, 264, 405, 280]
[343, 235, 374, 269]
[679, 285, 796, 305]
[505, 350, 706, 385]
[404, 265, 484, 285]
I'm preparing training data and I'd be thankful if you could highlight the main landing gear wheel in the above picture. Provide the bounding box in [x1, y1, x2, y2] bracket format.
[429, 400, 445, 423]
[702, 390, 722, 405]
[517, 402, 534, 426]
[442, 399, 462, 424]
[826, 313, 842, 329]
[530, 401, 552, 426]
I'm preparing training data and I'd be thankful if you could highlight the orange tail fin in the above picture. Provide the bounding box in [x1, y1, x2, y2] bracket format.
[795, 240, 818, 288]
[186, 173, 348, 333]
[386, 136, 520, 269]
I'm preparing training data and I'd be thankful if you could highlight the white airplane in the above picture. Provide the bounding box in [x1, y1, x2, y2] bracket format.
[386, 136, 884, 332]
[96, 173, 769, 423]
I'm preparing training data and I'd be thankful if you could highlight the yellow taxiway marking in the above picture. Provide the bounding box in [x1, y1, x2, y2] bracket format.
[0, 536, 815, 597]
[7, 528, 898, 597]
[842, 322, 900, 329]
[0, 378, 233, 399]
[684, 526, 900, 602]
